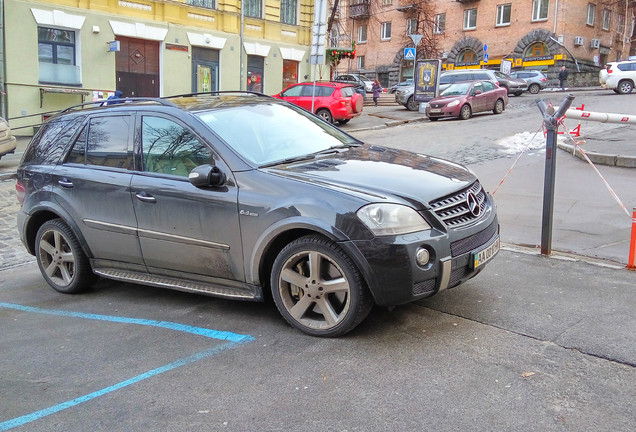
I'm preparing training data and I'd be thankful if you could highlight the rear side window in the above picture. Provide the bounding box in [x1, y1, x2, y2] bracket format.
[66, 115, 133, 169]
[439, 75, 451, 85]
[617, 62, 636, 71]
[482, 81, 496, 92]
[21, 116, 85, 165]
[474, 72, 491, 80]
[300, 85, 334, 97]
[340, 86, 355, 97]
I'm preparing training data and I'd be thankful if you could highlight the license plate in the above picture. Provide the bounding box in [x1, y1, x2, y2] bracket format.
[471, 236, 500, 269]
[430, 108, 442, 113]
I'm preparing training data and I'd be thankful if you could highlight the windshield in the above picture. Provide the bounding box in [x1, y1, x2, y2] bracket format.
[441, 82, 472, 96]
[197, 102, 361, 166]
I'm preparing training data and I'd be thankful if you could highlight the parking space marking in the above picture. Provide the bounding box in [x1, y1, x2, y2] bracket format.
[0, 302, 254, 431]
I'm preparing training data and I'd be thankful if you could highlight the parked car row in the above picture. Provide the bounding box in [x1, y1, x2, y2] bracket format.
[426, 80, 508, 121]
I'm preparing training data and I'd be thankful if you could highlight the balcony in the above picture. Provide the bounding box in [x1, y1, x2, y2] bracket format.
[350, 0, 370, 20]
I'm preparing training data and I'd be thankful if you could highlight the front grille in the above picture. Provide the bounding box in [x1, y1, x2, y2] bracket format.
[429, 181, 487, 227]
[450, 219, 498, 257]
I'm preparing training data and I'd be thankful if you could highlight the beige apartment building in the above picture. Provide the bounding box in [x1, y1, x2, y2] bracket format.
[329, 0, 635, 87]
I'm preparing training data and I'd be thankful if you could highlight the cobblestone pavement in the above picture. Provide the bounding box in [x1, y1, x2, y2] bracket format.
[0, 179, 35, 269]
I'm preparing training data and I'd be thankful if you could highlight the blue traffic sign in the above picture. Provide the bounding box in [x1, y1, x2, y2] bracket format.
[404, 47, 416, 60]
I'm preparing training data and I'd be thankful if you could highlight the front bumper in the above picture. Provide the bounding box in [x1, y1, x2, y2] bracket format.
[343, 209, 499, 307]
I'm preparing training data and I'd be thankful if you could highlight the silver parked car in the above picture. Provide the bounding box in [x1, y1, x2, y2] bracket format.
[0, 117, 17, 160]
[510, 70, 547, 94]
[395, 86, 419, 111]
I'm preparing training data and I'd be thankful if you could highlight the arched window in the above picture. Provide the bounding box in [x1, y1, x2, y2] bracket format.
[524, 42, 549, 58]
[457, 48, 476, 63]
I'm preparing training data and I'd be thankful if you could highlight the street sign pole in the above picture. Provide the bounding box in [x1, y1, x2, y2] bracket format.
[409, 34, 423, 82]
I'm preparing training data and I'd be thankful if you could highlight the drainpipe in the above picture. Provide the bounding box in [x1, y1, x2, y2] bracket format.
[0, 0, 6, 119]
[553, 0, 559, 34]
[550, 36, 581, 72]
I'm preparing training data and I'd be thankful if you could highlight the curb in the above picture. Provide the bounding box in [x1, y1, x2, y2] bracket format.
[557, 141, 636, 168]
[0, 172, 17, 181]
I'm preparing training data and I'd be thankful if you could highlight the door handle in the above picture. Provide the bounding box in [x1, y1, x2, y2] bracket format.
[135, 192, 157, 203]
[58, 178, 73, 188]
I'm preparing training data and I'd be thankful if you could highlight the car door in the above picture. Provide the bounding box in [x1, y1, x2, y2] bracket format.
[53, 113, 145, 268]
[479, 81, 499, 112]
[130, 113, 244, 283]
[470, 82, 488, 113]
[279, 84, 304, 110]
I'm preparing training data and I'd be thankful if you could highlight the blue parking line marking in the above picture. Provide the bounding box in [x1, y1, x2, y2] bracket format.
[0, 302, 254, 431]
[0, 302, 253, 342]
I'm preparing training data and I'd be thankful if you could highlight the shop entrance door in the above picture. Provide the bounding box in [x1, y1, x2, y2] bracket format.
[115, 37, 160, 97]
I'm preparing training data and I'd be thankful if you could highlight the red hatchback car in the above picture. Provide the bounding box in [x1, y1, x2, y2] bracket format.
[273, 81, 363, 125]
[425, 80, 508, 121]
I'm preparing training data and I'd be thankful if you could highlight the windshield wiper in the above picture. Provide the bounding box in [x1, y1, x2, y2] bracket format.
[312, 143, 361, 156]
[260, 154, 315, 168]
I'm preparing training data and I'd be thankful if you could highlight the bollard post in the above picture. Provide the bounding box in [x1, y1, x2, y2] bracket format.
[536, 95, 576, 256]
[628, 208, 636, 270]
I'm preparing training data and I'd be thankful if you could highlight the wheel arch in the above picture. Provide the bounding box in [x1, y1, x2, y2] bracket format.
[23, 204, 93, 259]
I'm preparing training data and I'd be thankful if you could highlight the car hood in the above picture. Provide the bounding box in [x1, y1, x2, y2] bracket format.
[430, 95, 465, 105]
[265, 145, 476, 207]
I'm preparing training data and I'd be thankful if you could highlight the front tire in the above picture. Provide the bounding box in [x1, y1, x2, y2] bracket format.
[35, 219, 95, 294]
[459, 104, 472, 120]
[406, 96, 419, 111]
[617, 80, 633, 94]
[271, 235, 373, 337]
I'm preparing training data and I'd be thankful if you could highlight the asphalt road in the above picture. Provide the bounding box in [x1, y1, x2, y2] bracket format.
[1, 89, 634, 431]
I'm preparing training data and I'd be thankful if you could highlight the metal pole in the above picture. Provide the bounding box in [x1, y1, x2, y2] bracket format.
[628, 207, 636, 270]
[240, 2, 244, 91]
[536, 94, 575, 255]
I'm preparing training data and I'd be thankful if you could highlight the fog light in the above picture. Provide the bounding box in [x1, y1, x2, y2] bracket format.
[415, 247, 430, 266]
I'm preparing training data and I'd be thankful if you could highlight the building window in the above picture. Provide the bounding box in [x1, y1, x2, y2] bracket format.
[587, 3, 596, 26]
[282, 60, 298, 89]
[434, 13, 446, 34]
[457, 49, 476, 63]
[382, 0, 392, 5]
[496, 4, 512, 26]
[247, 55, 264, 92]
[602, 9, 610, 30]
[381, 22, 392, 40]
[186, 0, 214, 9]
[524, 42, 549, 57]
[357, 55, 365, 69]
[244, 0, 262, 18]
[281, 0, 297, 25]
[406, 18, 418, 35]
[618, 14, 625, 34]
[38, 26, 80, 85]
[532, 0, 548, 21]
[357, 25, 367, 43]
[463, 9, 477, 30]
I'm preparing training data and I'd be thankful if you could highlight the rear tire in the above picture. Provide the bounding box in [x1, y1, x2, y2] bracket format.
[316, 109, 333, 124]
[617, 80, 633, 94]
[459, 104, 472, 120]
[337, 119, 350, 125]
[529, 84, 541, 94]
[493, 99, 505, 114]
[428, 117, 439, 121]
[35, 219, 95, 294]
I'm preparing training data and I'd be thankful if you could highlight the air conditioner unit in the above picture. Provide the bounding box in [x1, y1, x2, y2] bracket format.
[440, 52, 448, 59]
[591, 39, 600, 49]
[557, 34, 564, 44]
[574, 36, 584, 46]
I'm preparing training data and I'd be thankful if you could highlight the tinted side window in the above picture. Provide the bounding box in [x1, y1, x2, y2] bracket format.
[22, 116, 85, 165]
[482, 81, 496, 92]
[86, 116, 132, 169]
[67, 125, 87, 164]
[142, 116, 212, 177]
[474, 72, 490, 80]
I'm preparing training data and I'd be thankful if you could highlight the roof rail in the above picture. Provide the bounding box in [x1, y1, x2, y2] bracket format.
[166, 90, 273, 99]
[59, 97, 178, 114]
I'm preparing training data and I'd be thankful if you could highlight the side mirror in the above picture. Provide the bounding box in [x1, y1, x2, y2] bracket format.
[189, 164, 226, 188]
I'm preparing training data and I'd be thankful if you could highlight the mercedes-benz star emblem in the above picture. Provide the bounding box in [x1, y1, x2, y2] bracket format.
[466, 192, 481, 217]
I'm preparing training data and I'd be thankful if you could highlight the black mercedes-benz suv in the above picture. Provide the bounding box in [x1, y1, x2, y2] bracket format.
[16, 92, 499, 337]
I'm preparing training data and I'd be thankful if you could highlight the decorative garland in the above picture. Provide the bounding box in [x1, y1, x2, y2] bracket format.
[327, 42, 357, 64]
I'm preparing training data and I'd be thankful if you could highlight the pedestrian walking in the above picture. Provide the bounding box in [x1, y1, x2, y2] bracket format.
[106, 90, 124, 105]
[372, 79, 382, 106]
[558, 66, 569, 91]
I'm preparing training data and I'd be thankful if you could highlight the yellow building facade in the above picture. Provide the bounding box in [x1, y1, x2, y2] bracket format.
[1, 0, 314, 133]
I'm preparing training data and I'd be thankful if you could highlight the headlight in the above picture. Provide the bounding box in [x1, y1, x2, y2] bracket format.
[447, 100, 460, 107]
[356, 203, 431, 236]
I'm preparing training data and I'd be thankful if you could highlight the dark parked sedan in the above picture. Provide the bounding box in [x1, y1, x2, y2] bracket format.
[16, 92, 499, 337]
[426, 81, 508, 121]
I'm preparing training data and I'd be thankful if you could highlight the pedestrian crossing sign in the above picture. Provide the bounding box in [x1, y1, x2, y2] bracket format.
[404, 48, 416, 60]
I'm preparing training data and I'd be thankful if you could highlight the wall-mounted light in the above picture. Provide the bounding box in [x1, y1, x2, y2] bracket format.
[92, 26, 100, 34]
